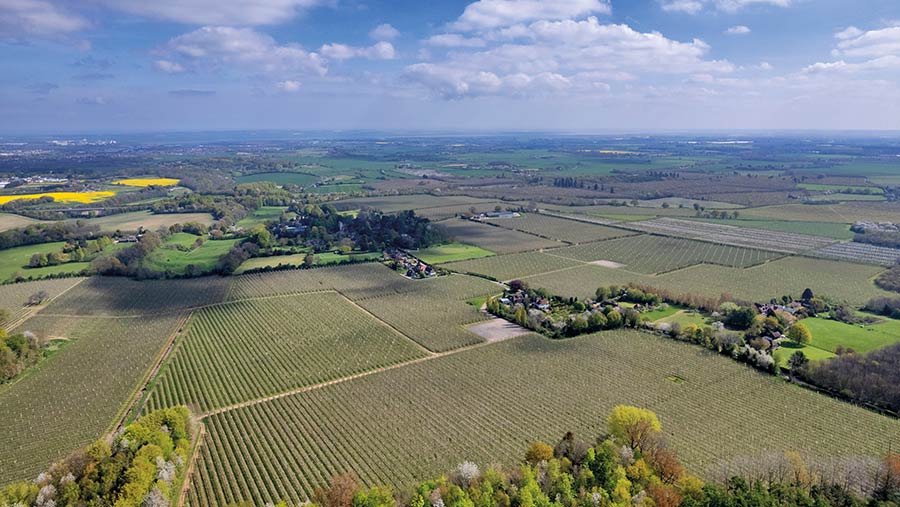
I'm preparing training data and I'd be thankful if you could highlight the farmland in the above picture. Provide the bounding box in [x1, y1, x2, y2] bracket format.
[436, 219, 564, 254]
[234, 206, 289, 229]
[142, 236, 239, 275]
[413, 242, 494, 264]
[0, 241, 91, 282]
[145, 292, 427, 413]
[0, 278, 85, 325]
[794, 317, 900, 355]
[0, 191, 115, 205]
[489, 213, 635, 243]
[441, 251, 584, 281]
[621, 217, 836, 253]
[112, 177, 181, 187]
[689, 218, 853, 240]
[185, 331, 900, 507]
[811, 242, 900, 266]
[520, 256, 890, 306]
[551, 235, 782, 274]
[0, 213, 41, 232]
[235, 172, 319, 186]
[45, 276, 231, 316]
[84, 211, 215, 232]
[0, 313, 183, 484]
[234, 251, 382, 273]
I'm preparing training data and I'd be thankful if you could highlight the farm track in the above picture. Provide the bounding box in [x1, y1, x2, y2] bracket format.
[333, 290, 436, 356]
[3, 277, 86, 332]
[198, 336, 511, 419]
[178, 422, 207, 507]
[116, 312, 193, 435]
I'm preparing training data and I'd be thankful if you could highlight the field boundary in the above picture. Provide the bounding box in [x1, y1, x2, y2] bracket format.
[177, 421, 207, 507]
[3, 277, 87, 332]
[112, 312, 192, 436]
[199, 335, 525, 419]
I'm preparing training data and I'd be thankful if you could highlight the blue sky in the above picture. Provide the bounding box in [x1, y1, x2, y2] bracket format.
[2, 0, 900, 133]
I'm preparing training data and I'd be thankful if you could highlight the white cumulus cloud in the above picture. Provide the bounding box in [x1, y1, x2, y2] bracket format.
[726, 25, 751, 35]
[96, 0, 325, 25]
[319, 41, 396, 60]
[425, 33, 487, 48]
[451, 0, 611, 31]
[0, 0, 90, 39]
[369, 23, 400, 41]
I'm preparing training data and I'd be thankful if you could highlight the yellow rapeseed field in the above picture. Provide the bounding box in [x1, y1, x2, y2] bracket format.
[0, 191, 115, 205]
[112, 178, 181, 187]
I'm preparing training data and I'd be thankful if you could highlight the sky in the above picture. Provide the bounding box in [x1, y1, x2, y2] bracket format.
[2, 0, 900, 133]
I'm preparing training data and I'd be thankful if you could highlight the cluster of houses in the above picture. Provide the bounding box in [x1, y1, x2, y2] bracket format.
[499, 291, 551, 311]
[386, 249, 437, 279]
[470, 210, 520, 220]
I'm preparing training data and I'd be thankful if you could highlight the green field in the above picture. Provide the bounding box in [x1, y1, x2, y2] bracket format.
[414, 242, 494, 264]
[656, 310, 709, 327]
[146, 292, 427, 413]
[234, 251, 381, 273]
[0, 313, 183, 484]
[234, 206, 289, 229]
[186, 330, 900, 507]
[437, 219, 564, 254]
[798, 183, 883, 194]
[797, 317, 900, 354]
[142, 236, 239, 275]
[773, 341, 837, 367]
[0, 242, 90, 282]
[641, 304, 684, 322]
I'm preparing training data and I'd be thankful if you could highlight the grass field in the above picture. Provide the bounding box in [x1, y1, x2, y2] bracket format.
[641, 304, 685, 322]
[84, 211, 215, 233]
[112, 178, 181, 187]
[0, 313, 183, 484]
[234, 206, 289, 229]
[186, 331, 900, 507]
[0, 213, 42, 232]
[142, 237, 239, 275]
[414, 243, 495, 264]
[234, 251, 382, 273]
[0, 191, 115, 205]
[436, 219, 564, 254]
[145, 293, 427, 413]
[0, 241, 88, 282]
[797, 317, 900, 354]
[772, 341, 837, 367]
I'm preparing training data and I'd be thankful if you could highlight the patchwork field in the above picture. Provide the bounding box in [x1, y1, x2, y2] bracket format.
[621, 217, 835, 253]
[521, 256, 890, 306]
[742, 202, 900, 224]
[145, 293, 427, 414]
[551, 235, 782, 274]
[436, 219, 564, 254]
[337, 195, 495, 213]
[185, 331, 900, 507]
[0, 278, 85, 325]
[234, 206, 289, 229]
[234, 252, 382, 273]
[0, 313, 183, 484]
[811, 242, 900, 266]
[441, 251, 584, 281]
[489, 213, 635, 243]
[45, 276, 231, 316]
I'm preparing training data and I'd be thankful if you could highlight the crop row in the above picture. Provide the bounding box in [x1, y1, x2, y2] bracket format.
[489, 213, 635, 244]
[145, 293, 426, 414]
[621, 218, 836, 253]
[436, 219, 565, 254]
[552, 235, 782, 274]
[45, 276, 231, 316]
[440, 251, 584, 281]
[227, 263, 415, 302]
[521, 256, 890, 306]
[0, 314, 182, 484]
[0, 277, 85, 323]
[185, 331, 900, 507]
[811, 242, 900, 266]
